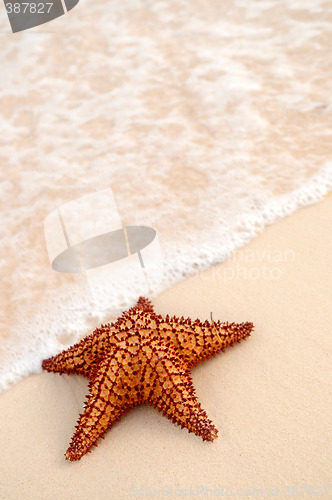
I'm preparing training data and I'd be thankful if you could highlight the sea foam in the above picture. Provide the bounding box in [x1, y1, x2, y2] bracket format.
[0, 0, 331, 392]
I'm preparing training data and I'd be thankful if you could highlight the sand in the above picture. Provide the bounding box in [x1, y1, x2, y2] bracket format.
[0, 196, 331, 500]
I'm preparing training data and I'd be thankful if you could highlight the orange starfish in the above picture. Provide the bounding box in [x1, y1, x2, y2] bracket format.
[42, 297, 253, 461]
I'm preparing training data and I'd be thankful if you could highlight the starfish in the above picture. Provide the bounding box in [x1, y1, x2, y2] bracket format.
[42, 297, 254, 461]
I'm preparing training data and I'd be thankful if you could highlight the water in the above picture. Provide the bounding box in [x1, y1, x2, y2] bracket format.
[0, 0, 331, 391]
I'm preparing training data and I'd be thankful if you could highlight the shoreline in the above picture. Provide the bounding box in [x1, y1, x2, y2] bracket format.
[0, 196, 331, 499]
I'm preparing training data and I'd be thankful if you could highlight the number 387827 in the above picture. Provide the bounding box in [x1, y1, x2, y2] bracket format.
[5, 3, 53, 14]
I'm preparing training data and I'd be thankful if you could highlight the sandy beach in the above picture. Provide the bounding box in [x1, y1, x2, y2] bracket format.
[1, 0, 332, 498]
[0, 195, 331, 500]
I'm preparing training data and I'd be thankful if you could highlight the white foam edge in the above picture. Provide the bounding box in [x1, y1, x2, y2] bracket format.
[0, 163, 331, 393]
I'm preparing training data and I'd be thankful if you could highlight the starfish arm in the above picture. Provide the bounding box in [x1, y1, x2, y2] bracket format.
[65, 353, 134, 461]
[42, 325, 115, 378]
[146, 343, 218, 441]
[134, 296, 156, 313]
[158, 316, 254, 368]
[42, 298, 158, 378]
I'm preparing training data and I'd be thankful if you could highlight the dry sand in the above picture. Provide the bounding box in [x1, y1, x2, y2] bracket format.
[0, 196, 331, 500]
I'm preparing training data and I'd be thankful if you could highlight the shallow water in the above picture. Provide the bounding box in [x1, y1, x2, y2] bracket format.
[0, 0, 331, 391]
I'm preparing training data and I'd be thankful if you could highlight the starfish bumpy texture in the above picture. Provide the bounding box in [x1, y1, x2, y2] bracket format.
[42, 297, 254, 461]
